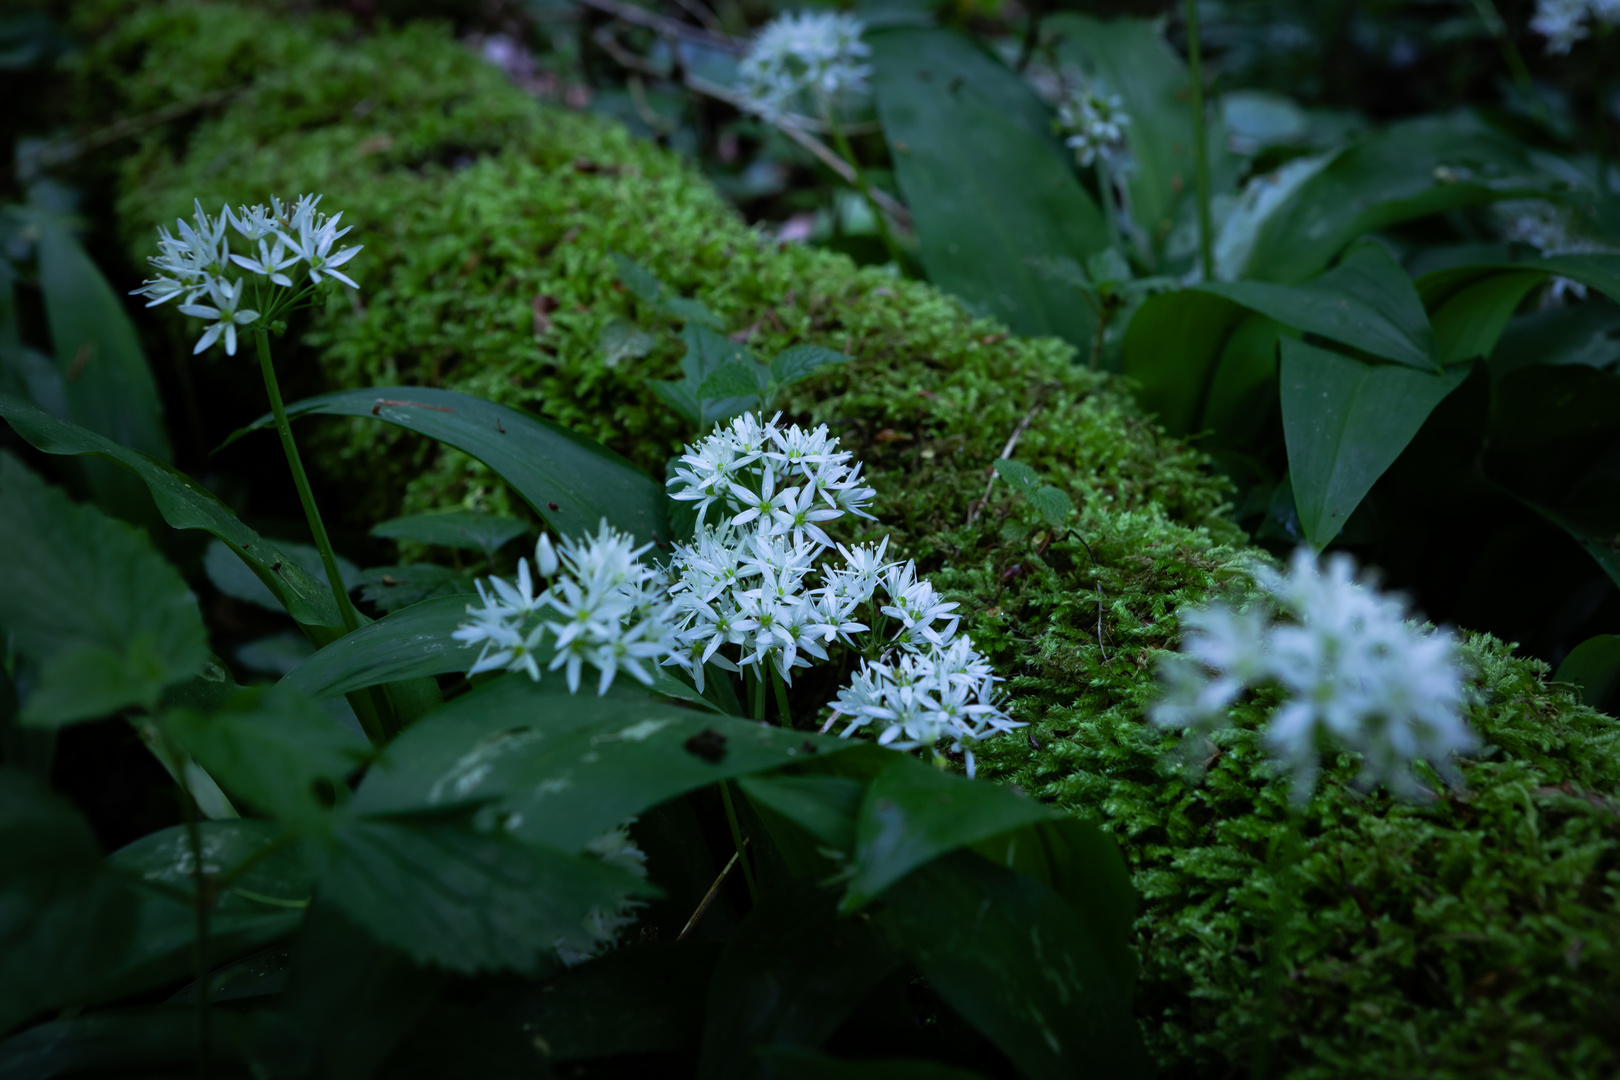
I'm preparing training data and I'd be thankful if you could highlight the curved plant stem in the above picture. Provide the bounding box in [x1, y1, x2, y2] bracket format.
[1250, 803, 1304, 1080]
[254, 327, 360, 634]
[823, 104, 908, 271]
[718, 781, 759, 903]
[1185, 0, 1215, 281]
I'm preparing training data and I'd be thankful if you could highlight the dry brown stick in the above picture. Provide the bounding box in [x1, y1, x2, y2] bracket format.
[677, 841, 747, 940]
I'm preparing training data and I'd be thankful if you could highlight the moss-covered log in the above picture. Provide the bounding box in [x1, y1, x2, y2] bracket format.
[86, 3, 1620, 1076]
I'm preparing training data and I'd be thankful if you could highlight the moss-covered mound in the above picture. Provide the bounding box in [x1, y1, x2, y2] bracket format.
[86, 3, 1620, 1076]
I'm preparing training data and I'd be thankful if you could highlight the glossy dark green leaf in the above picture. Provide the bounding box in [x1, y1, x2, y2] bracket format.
[371, 511, 527, 557]
[700, 890, 900, 1080]
[0, 396, 341, 626]
[37, 217, 169, 463]
[871, 27, 1107, 345]
[738, 774, 864, 853]
[0, 453, 209, 726]
[354, 564, 474, 613]
[1244, 115, 1546, 283]
[1199, 313, 1288, 447]
[842, 754, 1057, 912]
[487, 941, 721, 1061]
[0, 768, 139, 1034]
[1554, 635, 1620, 714]
[755, 1047, 986, 1080]
[205, 537, 359, 614]
[318, 817, 653, 975]
[352, 676, 845, 852]
[162, 687, 370, 828]
[883, 852, 1151, 1080]
[1121, 290, 1248, 435]
[280, 595, 478, 699]
[1201, 242, 1436, 370]
[1280, 339, 1471, 548]
[1428, 270, 1545, 366]
[234, 386, 670, 549]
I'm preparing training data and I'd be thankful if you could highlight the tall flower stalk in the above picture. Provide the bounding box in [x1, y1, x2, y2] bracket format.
[1184, 0, 1215, 281]
[133, 196, 365, 633]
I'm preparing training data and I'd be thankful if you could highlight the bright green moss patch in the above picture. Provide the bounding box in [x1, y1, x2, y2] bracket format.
[91, 4, 1620, 1076]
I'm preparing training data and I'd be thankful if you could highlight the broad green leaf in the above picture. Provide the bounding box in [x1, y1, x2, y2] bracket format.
[991, 458, 1039, 493]
[354, 564, 474, 613]
[755, 1047, 986, 1080]
[842, 754, 1057, 912]
[318, 817, 653, 975]
[0, 453, 208, 726]
[1244, 115, 1547, 283]
[1280, 339, 1471, 548]
[352, 675, 847, 852]
[882, 852, 1152, 1080]
[1200, 242, 1437, 371]
[1121, 290, 1249, 435]
[1049, 14, 1239, 266]
[1429, 271, 1546, 366]
[204, 537, 359, 614]
[0, 396, 341, 625]
[770, 345, 851, 389]
[234, 387, 671, 549]
[94, 821, 312, 1006]
[677, 324, 761, 426]
[698, 890, 900, 1080]
[871, 27, 1107, 346]
[37, 217, 169, 463]
[0, 768, 139, 1033]
[1199, 313, 1289, 447]
[698, 359, 772, 401]
[281, 594, 477, 699]
[486, 941, 719, 1061]
[1027, 486, 1074, 528]
[1554, 635, 1620, 714]
[162, 687, 370, 829]
[371, 511, 527, 557]
[599, 317, 658, 367]
[738, 774, 864, 853]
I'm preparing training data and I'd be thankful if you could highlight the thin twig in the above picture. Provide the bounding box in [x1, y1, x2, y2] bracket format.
[575, 0, 742, 50]
[968, 398, 1046, 523]
[677, 841, 746, 940]
[1095, 588, 1110, 661]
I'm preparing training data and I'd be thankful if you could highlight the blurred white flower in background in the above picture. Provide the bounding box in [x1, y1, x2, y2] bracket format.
[1531, 0, 1620, 54]
[1056, 87, 1132, 168]
[736, 10, 871, 121]
[1152, 548, 1478, 805]
[1495, 199, 1612, 303]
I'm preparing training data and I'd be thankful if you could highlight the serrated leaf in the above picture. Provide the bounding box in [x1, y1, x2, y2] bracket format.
[0, 396, 341, 626]
[162, 686, 370, 829]
[841, 754, 1057, 912]
[882, 852, 1151, 1080]
[0, 453, 208, 726]
[769, 345, 851, 389]
[611, 252, 663, 305]
[0, 768, 139, 1033]
[611, 252, 724, 328]
[696, 360, 770, 401]
[1028, 486, 1074, 528]
[319, 817, 653, 975]
[204, 537, 359, 615]
[662, 295, 725, 329]
[599, 317, 658, 367]
[991, 458, 1039, 494]
[371, 511, 527, 557]
[1280, 338, 1471, 548]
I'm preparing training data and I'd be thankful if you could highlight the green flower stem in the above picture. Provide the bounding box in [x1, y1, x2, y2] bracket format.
[254, 327, 361, 634]
[1095, 159, 1124, 265]
[177, 766, 213, 1080]
[1469, 0, 1543, 124]
[823, 106, 908, 271]
[1185, 0, 1215, 282]
[718, 780, 759, 903]
[770, 666, 792, 726]
[1250, 803, 1305, 1080]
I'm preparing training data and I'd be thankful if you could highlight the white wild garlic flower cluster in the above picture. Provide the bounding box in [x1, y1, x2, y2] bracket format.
[451, 413, 1020, 773]
[452, 521, 676, 696]
[131, 195, 362, 356]
[1495, 199, 1610, 303]
[736, 10, 871, 121]
[1531, 0, 1620, 53]
[1152, 548, 1479, 806]
[1056, 87, 1132, 169]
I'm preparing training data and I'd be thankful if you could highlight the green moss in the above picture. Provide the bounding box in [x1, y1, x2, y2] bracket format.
[91, 4, 1620, 1076]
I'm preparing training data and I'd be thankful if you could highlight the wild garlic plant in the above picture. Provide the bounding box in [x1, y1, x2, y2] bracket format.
[1054, 79, 1134, 256]
[1495, 199, 1612, 304]
[1152, 547, 1479, 806]
[132, 194, 365, 632]
[1531, 0, 1620, 54]
[452, 412, 1022, 776]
